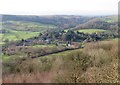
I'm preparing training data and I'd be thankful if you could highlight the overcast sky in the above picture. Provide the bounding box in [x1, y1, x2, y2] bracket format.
[0, 0, 119, 15]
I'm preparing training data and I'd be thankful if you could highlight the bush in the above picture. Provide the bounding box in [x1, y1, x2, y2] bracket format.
[2, 39, 119, 83]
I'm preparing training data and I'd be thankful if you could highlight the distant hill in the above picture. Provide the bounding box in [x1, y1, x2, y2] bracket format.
[2, 15, 95, 29]
[75, 17, 117, 31]
[2, 15, 118, 31]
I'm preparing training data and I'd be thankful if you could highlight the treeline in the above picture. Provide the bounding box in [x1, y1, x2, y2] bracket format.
[40, 30, 118, 42]
[3, 29, 118, 48]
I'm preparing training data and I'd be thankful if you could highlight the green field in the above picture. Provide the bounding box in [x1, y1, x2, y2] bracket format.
[2, 31, 39, 41]
[1, 20, 58, 44]
[32, 44, 56, 47]
[0, 29, 40, 45]
[2, 47, 81, 62]
[64, 28, 106, 34]
[43, 48, 82, 59]
[77, 29, 106, 34]
[3, 21, 57, 32]
[64, 28, 74, 32]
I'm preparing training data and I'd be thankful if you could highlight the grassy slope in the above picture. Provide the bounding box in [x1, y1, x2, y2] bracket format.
[32, 44, 56, 47]
[0, 29, 39, 45]
[1, 20, 58, 44]
[64, 28, 106, 34]
[2, 47, 80, 62]
[78, 29, 106, 34]
[3, 29, 39, 41]
[3, 21, 57, 32]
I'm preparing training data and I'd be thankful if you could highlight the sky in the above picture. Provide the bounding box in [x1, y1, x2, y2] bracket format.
[0, 0, 119, 15]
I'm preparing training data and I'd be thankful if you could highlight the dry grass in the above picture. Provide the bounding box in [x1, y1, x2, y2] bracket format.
[82, 40, 118, 83]
[3, 72, 57, 83]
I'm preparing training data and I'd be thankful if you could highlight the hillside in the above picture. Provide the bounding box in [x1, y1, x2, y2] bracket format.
[1, 15, 119, 83]
[1, 15, 118, 44]
[2, 39, 118, 83]
[2, 15, 118, 30]
[75, 17, 117, 31]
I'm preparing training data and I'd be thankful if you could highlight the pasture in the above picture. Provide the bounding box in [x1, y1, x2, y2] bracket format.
[1, 29, 40, 43]
[64, 28, 106, 34]
[77, 29, 106, 34]
[3, 21, 57, 32]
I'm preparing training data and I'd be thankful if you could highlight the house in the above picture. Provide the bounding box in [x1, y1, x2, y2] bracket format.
[67, 42, 80, 48]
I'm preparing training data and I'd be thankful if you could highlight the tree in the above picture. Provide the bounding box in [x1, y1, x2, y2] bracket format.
[39, 33, 42, 36]
[4, 39, 9, 43]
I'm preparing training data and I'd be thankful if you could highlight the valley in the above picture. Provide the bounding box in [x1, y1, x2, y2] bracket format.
[1, 15, 119, 83]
